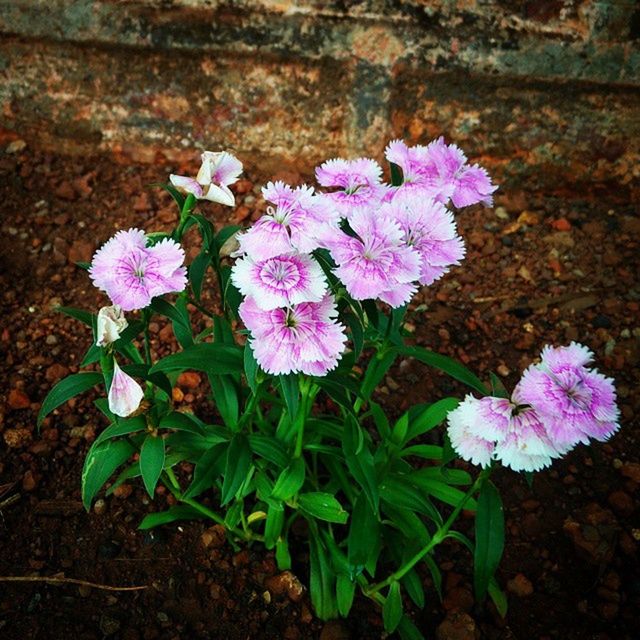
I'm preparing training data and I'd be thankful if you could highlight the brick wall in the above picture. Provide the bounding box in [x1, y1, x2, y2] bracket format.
[1, 1, 638, 198]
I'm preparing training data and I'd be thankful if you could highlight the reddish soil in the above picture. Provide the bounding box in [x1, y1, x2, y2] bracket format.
[0, 146, 638, 640]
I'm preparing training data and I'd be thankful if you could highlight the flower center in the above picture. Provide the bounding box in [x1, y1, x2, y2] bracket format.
[259, 258, 301, 290]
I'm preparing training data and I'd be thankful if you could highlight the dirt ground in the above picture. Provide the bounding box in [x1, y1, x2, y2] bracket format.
[0, 144, 638, 640]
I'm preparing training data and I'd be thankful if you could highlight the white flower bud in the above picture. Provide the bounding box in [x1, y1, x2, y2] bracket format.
[96, 305, 128, 347]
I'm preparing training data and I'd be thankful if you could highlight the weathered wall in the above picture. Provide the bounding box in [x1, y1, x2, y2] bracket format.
[1, 1, 639, 197]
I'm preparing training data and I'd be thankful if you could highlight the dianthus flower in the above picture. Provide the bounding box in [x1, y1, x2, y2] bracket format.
[446, 396, 496, 468]
[236, 182, 340, 260]
[384, 138, 497, 208]
[90, 229, 187, 311]
[108, 359, 144, 418]
[231, 253, 328, 311]
[322, 209, 421, 307]
[516, 342, 620, 448]
[239, 294, 347, 376]
[315, 157, 386, 219]
[170, 150, 242, 206]
[447, 394, 560, 472]
[381, 191, 465, 286]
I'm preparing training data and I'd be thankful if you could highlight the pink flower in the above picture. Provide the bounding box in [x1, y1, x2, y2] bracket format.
[384, 138, 497, 208]
[170, 150, 242, 206]
[108, 360, 144, 417]
[231, 253, 328, 310]
[516, 343, 620, 448]
[239, 294, 347, 376]
[323, 209, 421, 307]
[447, 394, 560, 472]
[90, 229, 187, 311]
[315, 157, 386, 219]
[381, 191, 465, 286]
[236, 182, 340, 260]
[446, 396, 496, 468]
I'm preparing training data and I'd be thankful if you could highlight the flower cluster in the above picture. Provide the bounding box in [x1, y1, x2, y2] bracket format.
[231, 139, 494, 374]
[447, 343, 620, 472]
[231, 183, 346, 375]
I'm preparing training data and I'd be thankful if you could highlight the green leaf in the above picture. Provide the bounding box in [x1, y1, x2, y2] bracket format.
[221, 434, 252, 506]
[344, 312, 364, 359]
[278, 374, 299, 419]
[398, 615, 425, 640]
[138, 505, 206, 529]
[424, 554, 443, 600]
[158, 411, 208, 436]
[336, 574, 356, 617]
[380, 476, 442, 525]
[474, 480, 505, 601]
[80, 344, 102, 367]
[398, 345, 488, 395]
[298, 492, 348, 524]
[150, 343, 243, 376]
[400, 444, 443, 460]
[382, 582, 403, 633]
[348, 492, 380, 567]
[361, 350, 398, 402]
[308, 531, 338, 620]
[248, 434, 289, 468]
[182, 443, 228, 499]
[405, 398, 460, 443]
[243, 344, 259, 394]
[342, 417, 379, 515]
[172, 296, 194, 348]
[81, 439, 134, 510]
[38, 372, 103, 428]
[271, 458, 305, 501]
[264, 504, 285, 550]
[140, 435, 165, 498]
[275, 537, 292, 570]
[121, 364, 173, 399]
[410, 475, 477, 510]
[95, 416, 147, 446]
[56, 306, 93, 327]
[149, 182, 185, 209]
[209, 374, 239, 428]
[488, 577, 508, 617]
[402, 569, 425, 608]
[189, 250, 211, 301]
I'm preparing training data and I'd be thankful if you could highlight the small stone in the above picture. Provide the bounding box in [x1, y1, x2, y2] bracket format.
[6, 139, 26, 154]
[45, 363, 69, 382]
[45, 334, 58, 345]
[264, 571, 305, 602]
[94, 499, 107, 515]
[22, 470, 38, 492]
[550, 218, 571, 231]
[495, 206, 509, 220]
[68, 240, 95, 264]
[112, 484, 133, 499]
[200, 524, 226, 549]
[8, 389, 30, 409]
[436, 611, 479, 640]
[496, 364, 510, 377]
[443, 586, 474, 612]
[507, 573, 533, 597]
[55, 181, 77, 200]
[156, 612, 169, 623]
[172, 387, 184, 402]
[4, 428, 32, 448]
[177, 371, 201, 389]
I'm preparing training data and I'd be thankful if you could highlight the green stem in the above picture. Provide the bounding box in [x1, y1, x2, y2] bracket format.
[294, 377, 317, 458]
[161, 471, 257, 542]
[173, 193, 196, 241]
[365, 466, 491, 596]
[142, 308, 152, 366]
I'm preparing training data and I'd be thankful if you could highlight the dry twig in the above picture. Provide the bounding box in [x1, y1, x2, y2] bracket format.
[0, 576, 147, 591]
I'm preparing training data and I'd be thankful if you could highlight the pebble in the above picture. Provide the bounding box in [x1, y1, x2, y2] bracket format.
[496, 363, 510, 377]
[507, 573, 533, 597]
[607, 491, 634, 517]
[264, 571, 305, 602]
[94, 498, 107, 515]
[200, 524, 226, 549]
[436, 611, 479, 640]
[620, 462, 640, 483]
[99, 615, 121, 636]
[6, 139, 26, 154]
[177, 371, 202, 389]
[22, 470, 38, 491]
[8, 388, 31, 409]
